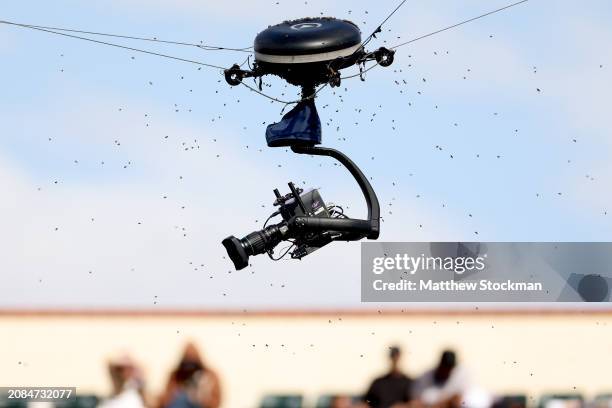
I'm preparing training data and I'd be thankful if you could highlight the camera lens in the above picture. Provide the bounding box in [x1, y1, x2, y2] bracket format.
[222, 223, 287, 270]
[222, 236, 250, 270]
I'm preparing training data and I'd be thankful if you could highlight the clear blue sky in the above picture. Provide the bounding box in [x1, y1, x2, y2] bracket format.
[1, 0, 611, 309]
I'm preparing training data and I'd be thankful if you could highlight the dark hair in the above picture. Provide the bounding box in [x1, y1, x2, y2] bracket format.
[175, 360, 204, 384]
[440, 350, 456, 368]
[389, 346, 401, 358]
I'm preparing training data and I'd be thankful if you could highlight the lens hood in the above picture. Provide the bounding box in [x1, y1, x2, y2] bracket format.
[222, 236, 249, 270]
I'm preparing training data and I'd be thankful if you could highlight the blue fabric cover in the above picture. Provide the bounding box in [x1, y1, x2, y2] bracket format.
[266, 99, 322, 147]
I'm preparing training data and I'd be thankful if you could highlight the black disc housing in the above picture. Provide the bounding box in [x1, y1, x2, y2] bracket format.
[253, 17, 363, 87]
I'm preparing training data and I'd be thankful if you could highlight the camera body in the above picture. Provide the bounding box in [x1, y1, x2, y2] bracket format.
[222, 183, 336, 270]
[278, 188, 329, 220]
[277, 187, 333, 260]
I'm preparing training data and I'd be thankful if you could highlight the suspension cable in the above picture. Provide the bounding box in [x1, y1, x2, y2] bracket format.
[355, 0, 409, 55]
[0, 20, 227, 70]
[342, 0, 529, 82]
[0, 19, 252, 52]
[239, 81, 329, 105]
[390, 0, 529, 50]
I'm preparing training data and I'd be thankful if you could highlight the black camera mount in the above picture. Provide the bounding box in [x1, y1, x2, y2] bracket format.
[223, 17, 394, 91]
[221, 17, 391, 270]
[222, 146, 380, 270]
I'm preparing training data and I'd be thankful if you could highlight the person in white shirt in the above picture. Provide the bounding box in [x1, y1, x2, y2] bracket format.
[412, 350, 470, 408]
[97, 354, 147, 408]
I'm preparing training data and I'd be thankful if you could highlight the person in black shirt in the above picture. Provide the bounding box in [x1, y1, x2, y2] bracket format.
[363, 346, 414, 408]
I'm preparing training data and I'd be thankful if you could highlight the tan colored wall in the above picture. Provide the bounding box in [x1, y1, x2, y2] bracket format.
[1, 312, 611, 408]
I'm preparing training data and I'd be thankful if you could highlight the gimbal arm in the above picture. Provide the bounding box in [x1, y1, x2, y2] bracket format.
[291, 145, 380, 240]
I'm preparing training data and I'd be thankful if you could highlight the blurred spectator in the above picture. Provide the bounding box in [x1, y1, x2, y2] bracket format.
[97, 354, 146, 408]
[330, 395, 355, 408]
[545, 401, 582, 408]
[158, 343, 221, 408]
[411, 350, 470, 408]
[329, 395, 362, 408]
[592, 395, 612, 408]
[362, 346, 414, 408]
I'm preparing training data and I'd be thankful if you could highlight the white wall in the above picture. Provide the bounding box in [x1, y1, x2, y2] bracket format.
[2, 312, 612, 407]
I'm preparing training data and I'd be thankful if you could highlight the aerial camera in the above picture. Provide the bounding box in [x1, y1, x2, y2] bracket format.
[222, 17, 394, 270]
